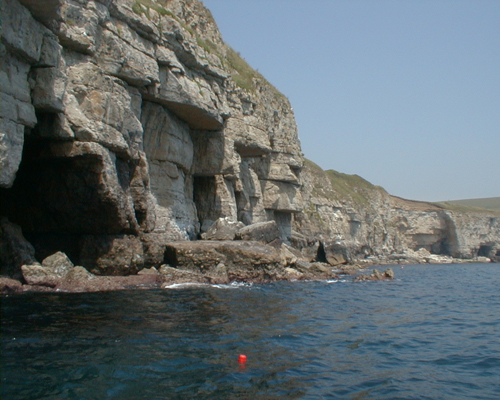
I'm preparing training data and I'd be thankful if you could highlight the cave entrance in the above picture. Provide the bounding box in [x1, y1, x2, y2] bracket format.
[193, 176, 218, 232]
[478, 244, 494, 258]
[431, 239, 453, 256]
[0, 133, 84, 263]
[0, 111, 136, 264]
[273, 211, 292, 241]
[316, 242, 327, 263]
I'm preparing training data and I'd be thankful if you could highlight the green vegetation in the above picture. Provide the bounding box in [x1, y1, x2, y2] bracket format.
[434, 201, 500, 216]
[196, 37, 218, 55]
[132, 0, 173, 17]
[303, 159, 385, 207]
[131, 0, 286, 98]
[132, 0, 192, 35]
[225, 47, 259, 92]
[438, 197, 500, 212]
[325, 169, 385, 206]
[304, 159, 500, 217]
[224, 47, 287, 98]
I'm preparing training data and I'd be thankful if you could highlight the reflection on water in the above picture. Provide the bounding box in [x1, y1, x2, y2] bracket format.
[2, 264, 500, 399]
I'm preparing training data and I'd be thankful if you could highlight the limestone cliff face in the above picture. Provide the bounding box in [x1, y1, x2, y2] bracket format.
[0, 0, 302, 273]
[295, 160, 500, 263]
[1, 0, 498, 276]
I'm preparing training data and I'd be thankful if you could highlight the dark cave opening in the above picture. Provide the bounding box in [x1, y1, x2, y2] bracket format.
[478, 245, 494, 258]
[0, 134, 83, 264]
[0, 112, 137, 267]
[316, 241, 328, 263]
[431, 239, 453, 256]
[193, 175, 218, 232]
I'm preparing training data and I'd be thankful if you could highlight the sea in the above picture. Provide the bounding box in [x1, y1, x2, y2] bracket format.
[1, 263, 499, 399]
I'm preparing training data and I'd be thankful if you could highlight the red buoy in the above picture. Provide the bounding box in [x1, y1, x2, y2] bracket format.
[238, 354, 247, 364]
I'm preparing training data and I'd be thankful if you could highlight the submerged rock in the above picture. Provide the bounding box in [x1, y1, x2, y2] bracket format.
[354, 268, 395, 282]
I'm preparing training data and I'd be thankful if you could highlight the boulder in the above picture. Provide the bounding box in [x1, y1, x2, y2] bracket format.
[79, 235, 145, 275]
[202, 218, 245, 241]
[0, 217, 37, 277]
[207, 262, 229, 283]
[41, 251, 74, 274]
[309, 262, 332, 274]
[354, 268, 395, 282]
[163, 240, 283, 281]
[0, 277, 24, 293]
[21, 251, 89, 287]
[284, 267, 303, 280]
[65, 266, 94, 281]
[21, 265, 57, 287]
[159, 265, 209, 285]
[138, 267, 159, 275]
[279, 243, 299, 267]
[235, 221, 281, 244]
[323, 242, 349, 266]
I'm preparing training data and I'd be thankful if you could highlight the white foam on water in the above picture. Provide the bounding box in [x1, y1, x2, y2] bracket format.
[162, 282, 211, 289]
[326, 279, 348, 284]
[163, 281, 255, 290]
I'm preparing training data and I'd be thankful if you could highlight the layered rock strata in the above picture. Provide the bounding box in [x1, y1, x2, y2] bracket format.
[1, 0, 499, 289]
[1, 0, 302, 276]
[295, 160, 500, 265]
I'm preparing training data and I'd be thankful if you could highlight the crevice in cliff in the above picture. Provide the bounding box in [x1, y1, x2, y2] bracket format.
[316, 242, 328, 263]
[193, 176, 218, 232]
[438, 212, 460, 257]
[273, 211, 292, 241]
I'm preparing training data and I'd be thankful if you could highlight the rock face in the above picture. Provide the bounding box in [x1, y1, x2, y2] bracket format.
[1, 0, 499, 283]
[1, 0, 302, 275]
[294, 160, 500, 264]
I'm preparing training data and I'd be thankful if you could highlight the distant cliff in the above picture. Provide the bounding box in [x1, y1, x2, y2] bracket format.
[294, 159, 500, 263]
[1, 0, 498, 280]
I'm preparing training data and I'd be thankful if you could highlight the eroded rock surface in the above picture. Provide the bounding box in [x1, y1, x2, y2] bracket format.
[1, 0, 304, 280]
[1, 0, 498, 290]
[294, 160, 500, 266]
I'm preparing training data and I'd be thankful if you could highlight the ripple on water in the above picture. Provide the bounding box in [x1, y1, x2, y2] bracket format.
[1, 263, 500, 399]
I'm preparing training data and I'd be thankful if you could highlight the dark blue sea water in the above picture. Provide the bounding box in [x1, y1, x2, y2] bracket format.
[2, 263, 500, 399]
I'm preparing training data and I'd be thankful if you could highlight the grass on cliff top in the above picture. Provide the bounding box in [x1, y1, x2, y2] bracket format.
[132, 1, 286, 99]
[304, 159, 385, 207]
[225, 47, 287, 99]
[326, 169, 386, 206]
[132, 0, 195, 35]
[433, 201, 500, 216]
[438, 197, 500, 211]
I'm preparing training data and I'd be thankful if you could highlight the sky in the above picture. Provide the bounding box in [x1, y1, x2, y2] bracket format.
[201, 0, 500, 202]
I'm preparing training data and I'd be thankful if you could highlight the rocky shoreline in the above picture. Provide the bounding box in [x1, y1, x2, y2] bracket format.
[1, 0, 498, 294]
[1, 241, 494, 295]
[1, 215, 496, 295]
[0, 244, 344, 294]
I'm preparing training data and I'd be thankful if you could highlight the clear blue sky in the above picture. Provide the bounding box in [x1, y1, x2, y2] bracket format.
[202, 0, 500, 202]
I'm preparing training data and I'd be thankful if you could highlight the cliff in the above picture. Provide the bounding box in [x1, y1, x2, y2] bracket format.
[1, 0, 498, 283]
[295, 159, 500, 264]
[1, 0, 302, 276]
